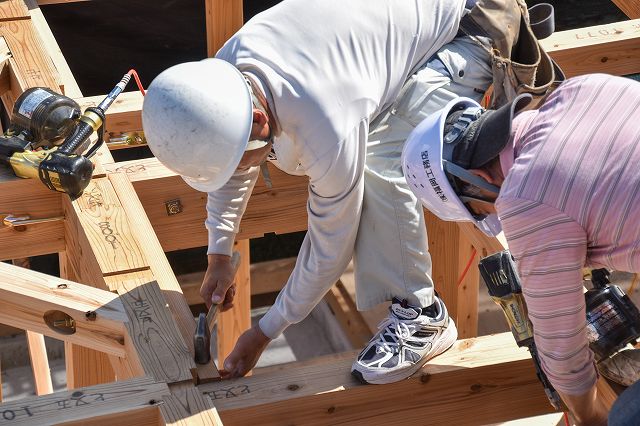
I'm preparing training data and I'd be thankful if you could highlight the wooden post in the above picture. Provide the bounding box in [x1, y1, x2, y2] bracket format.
[11, 257, 54, 395]
[25, 332, 53, 395]
[611, 0, 640, 18]
[217, 239, 251, 370]
[205, 0, 243, 57]
[425, 210, 479, 338]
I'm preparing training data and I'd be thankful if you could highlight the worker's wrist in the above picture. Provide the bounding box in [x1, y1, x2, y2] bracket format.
[207, 253, 231, 265]
[253, 323, 271, 343]
[258, 306, 292, 339]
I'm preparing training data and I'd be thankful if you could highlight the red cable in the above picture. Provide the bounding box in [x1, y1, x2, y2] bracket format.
[456, 247, 478, 287]
[564, 412, 570, 426]
[127, 68, 146, 96]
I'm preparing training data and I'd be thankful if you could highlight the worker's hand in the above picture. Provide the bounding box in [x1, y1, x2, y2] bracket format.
[200, 254, 237, 311]
[221, 324, 271, 379]
[560, 385, 608, 426]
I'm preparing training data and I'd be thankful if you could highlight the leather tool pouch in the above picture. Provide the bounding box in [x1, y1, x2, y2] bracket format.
[460, 0, 565, 109]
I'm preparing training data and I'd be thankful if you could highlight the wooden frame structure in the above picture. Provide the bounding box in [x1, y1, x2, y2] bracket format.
[0, 1, 637, 424]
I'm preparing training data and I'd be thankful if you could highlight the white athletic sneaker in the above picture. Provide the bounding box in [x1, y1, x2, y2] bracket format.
[351, 296, 457, 384]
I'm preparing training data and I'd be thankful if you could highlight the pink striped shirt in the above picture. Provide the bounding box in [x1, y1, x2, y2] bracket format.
[496, 74, 640, 395]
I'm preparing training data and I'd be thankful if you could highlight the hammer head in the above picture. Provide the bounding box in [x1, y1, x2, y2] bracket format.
[194, 312, 211, 365]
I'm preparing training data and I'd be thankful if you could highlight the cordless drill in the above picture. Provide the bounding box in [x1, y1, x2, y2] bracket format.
[477, 251, 562, 410]
[479, 251, 640, 409]
[0, 72, 133, 199]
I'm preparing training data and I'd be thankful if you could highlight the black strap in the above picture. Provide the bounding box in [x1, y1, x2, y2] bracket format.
[460, 2, 556, 41]
[528, 3, 555, 40]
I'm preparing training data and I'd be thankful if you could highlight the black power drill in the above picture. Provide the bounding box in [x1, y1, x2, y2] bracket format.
[0, 73, 132, 199]
[479, 251, 640, 409]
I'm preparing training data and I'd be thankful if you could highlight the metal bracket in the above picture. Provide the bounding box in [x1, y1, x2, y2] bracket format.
[2, 214, 64, 228]
[165, 199, 183, 216]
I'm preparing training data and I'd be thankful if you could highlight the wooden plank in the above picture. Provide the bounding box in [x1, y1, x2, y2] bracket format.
[323, 280, 372, 348]
[108, 172, 220, 382]
[200, 333, 555, 425]
[104, 271, 197, 384]
[543, 19, 640, 77]
[160, 383, 223, 426]
[425, 210, 479, 338]
[72, 177, 148, 275]
[611, 0, 640, 18]
[59, 406, 160, 426]
[23, 0, 83, 98]
[0, 18, 59, 90]
[0, 1, 29, 21]
[0, 221, 64, 261]
[76, 91, 144, 136]
[57, 250, 117, 388]
[0, 261, 129, 357]
[205, 0, 243, 57]
[64, 342, 116, 390]
[36, 0, 91, 6]
[217, 239, 251, 370]
[26, 331, 54, 395]
[103, 158, 309, 251]
[0, 376, 167, 425]
[0, 169, 63, 261]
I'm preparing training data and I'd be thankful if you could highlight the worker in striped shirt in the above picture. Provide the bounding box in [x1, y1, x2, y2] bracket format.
[402, 73, 640, 425]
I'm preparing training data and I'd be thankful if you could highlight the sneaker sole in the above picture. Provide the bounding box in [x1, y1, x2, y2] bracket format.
[352, 320, 458, 385]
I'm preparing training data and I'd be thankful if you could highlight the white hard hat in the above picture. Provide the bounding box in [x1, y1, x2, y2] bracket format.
[401, 97, 502, 237]
[142, 58, 253, 192]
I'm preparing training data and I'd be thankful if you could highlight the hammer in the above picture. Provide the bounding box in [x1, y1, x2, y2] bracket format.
[194, 251, 241, 365]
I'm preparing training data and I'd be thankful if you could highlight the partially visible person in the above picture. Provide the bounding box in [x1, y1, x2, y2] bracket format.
[608, 378, 640, 426]
[401, 73, 640, 424]
[143, 0, 558, 384]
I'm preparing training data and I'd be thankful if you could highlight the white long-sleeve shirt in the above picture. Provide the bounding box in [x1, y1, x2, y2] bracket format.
[211, 0, 466, 338]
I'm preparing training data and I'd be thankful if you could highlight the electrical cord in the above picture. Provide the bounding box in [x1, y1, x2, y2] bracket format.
[456, 247, 478, 287]
[127, 68, 146, 96]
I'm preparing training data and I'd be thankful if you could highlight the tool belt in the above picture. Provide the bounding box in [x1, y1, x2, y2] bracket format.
[460, 0, 565, 109]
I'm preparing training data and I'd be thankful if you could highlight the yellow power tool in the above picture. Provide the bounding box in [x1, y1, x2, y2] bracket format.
[0, 72, 132, 199]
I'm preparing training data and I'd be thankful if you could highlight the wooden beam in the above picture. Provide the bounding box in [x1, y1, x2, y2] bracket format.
[611, 0, 640, 18]
[72, 177, 148, 275]
[0, 18, 60, 91]
[425, 211, 479, 338]
[160, 383, 223, 425]
[108, 172, 220, 382]
[76, 91, 144, 137]
[0, 1, 29, 22]
[0, 220, 64, 261]
[25, 331, 54, 395]
[200, 333, 556, 425]
[103, 158, 309, 251]
[217, 240, 251, 370]
[59, 406, 161, 426]
[57, 250, 116, 389]
[104, 271, 197, 384]
[37, 0, 91, 5]
[23, 0, 83, 98]
[543, 19, 640, 77]
[0, 169, 64, 261]
[0, 261, 129, 356]
[0, 376, 167, 425]
[205, 0, 243, 57]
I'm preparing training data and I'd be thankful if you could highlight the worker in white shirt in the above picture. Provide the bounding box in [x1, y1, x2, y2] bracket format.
[142, 0, 551, 383]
